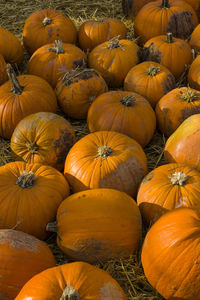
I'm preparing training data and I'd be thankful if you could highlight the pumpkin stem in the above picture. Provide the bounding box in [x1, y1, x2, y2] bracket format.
[166, 33, 173, 43]
[120, 94, 136, 106]
[169, 172, 187, 186]
[7, 64, 24, 95]
[179, 88, 200, 103]
[16, 171, 35, 189]
[60, 286, 80, 300]
[46, 221, 58, 233]
[43, 17, 52, 26]
[146, 65, 161, 76]
[97, 145, 112, 159]
[49, 40, 65, 54]
[161, 0, 170, 8]
[26, 141, 39, 154]
[107, 36, 124, 50]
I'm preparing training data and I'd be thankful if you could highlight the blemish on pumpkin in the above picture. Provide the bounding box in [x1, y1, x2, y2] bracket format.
[99, 282, 124, 299]
[73, 58, 85, 69]
[142, 43, 162, 63]
[47, 27, 53, 39]
[167, 11, 195, 39]
[0, 292, 8, 300]
[161, 73, 176, 94]
[180, 106, 200, 123]
[162, 107, 173, 137]
[142, 172, 154, 184]
[53, 128, 75, 165]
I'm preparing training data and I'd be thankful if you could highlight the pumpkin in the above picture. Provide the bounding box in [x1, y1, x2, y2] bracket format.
[64, 131, 147, 197]
[124, 61, 176, 108]
[27, 40, 87, 88]
[23, 8, 77, 54]
[134, 0, 198, 44]
[156, 87, 200, 137]
[78, 18, 126, 52]
[0, 161, 69, 239]
[88, 37, 140, 87]
[0, 27, 23, 65]
[0, 229, 56, 300]
[55, 68, 108, 119]
[47, 189, 142, 263]
[15, 261, 127, 300]
[137, 163, 200, 225]
[87, 91, 156, 147]
[189, 24, 200, 52]
[122, 0, 153, 18]
[142, 207, 200, 299]
[0, 53, 8, 85]
[188, 54, 200, 90]
[164, 114, 200, 171]
[143, 32, 193, 79]
[11, 112, 75, 171]
[184, 0, 200, 13]
[0, 64, 57, 139]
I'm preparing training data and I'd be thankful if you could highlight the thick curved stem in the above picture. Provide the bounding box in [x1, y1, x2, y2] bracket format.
[7, 64, 24, 95]
[43, 17, 52, 26]
[16, 171, 35, 189]
[60, 286, 80, 300]
[49, 40, 65, 54]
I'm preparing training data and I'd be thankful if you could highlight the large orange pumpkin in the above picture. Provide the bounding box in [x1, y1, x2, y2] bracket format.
[0, 161, 69, 239]
[64, 131, 147, 197]
[122, 0, 153, 18]
[15, 261, 127, 300]
[11, 112, 75, 171]
[87, 91, 156, 147]
[0, 53, 8, 85]
[23, 9, 77, 54]
[142, 208, 200, 299]
[188, 54, 200, 90]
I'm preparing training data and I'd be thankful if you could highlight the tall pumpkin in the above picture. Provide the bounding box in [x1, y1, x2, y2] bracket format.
[122, 0, 153, 18]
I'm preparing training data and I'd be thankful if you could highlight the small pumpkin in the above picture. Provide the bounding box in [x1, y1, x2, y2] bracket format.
[27, 40, 87, 88]
[124, 61, 176, 108]
[0, 53, 8, 85]
[122, 0, 153, 18]
[55, 68, 108, 119]
[87, 91, 156, 147]
[23, 9, 77, 54]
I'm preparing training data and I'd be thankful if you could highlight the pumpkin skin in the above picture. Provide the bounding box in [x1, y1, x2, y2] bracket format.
[188, 54, 200, 90]
[144, 33, 193, 79]
[23, 9, 77, 54]
[189, 24, 200, 52]
[64, 131, 147, 197]
[142, 207, 200, 299]
[156, 87, 200, 137]
[137, 163, 200, 225]
[27, 40, 87, 88]
[122, 0, 153, 18]
[55, 69, 108, 119]
[87, 91, 156, 147]
[78, 18, 127, 52]
[184, 0, 200, 13]
[15, 261, 127, 300]
[11, 112, 75, 171]
[124, 61, 176, 108]
[134, 0, 198, 44]
[0, 161, 69, 239]
[0, 53, 8, 86]
[164, 114, 200, 171]
[0, 229, 56, 300]
[88, 38, 140, 88]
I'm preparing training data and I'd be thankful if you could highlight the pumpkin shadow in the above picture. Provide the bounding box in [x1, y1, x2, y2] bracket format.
[139, 202, 169, 228]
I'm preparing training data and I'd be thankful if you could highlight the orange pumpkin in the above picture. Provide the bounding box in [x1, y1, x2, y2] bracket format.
[87, 91, 156, 147]
[134, 0, 198, 44]
[11, 112, 75, 171]
[88, 37, 140, 87]
[188, 54, 200, 90]
[0, 53, 8, 85]
[124, 61, 176, 108]
[0, 229, 56, 300]
[189, 24, 200, 52]
[64, 131, 147, 197]
[156, 87, 200, 137]
[15, 261, 127, 300]
[23, 9, 77, 54]
[27, 40, 87, 88]
[142, 208, 200, 299]
[122, 0, 153, 18]
[0, 161, 69, 239]
[55, 69, 108, 119]
[0, 65, 57, 139]
[184, 0, 200, 13]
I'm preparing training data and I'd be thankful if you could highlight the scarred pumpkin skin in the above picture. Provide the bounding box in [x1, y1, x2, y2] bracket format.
[0, 229, 56, 300]
[0, 53, 8, 86]
[87, 91, 156, 147]
[142, 208, 200, 299]
[11, 112, 75, 171]
[23, 9, 77, 54]
[55, 69, 108, 119]
[137, 163, 200, 225]
[122, 0, 153, 18]
[0, 161, 69, 240]
[188, 54, 200, 91]
[64, 131, 147, 197]
[184, 0, 200, 13]
[124, 61, 176, 108]
[15, 261, 127, 300]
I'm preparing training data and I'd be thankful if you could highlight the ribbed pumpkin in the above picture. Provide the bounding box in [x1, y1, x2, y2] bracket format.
[78, 18, 127, 51]
[0, 161, 69, 239]
[156, 87, 200, 137]
[124, 61, 176, 108]
[122, 0, 153, 18]
[142, 208, 200, 299]
[64, 131, 147, 197]
[88, 37, 140, 87]
[11, 112, 75, 171]
[143, 33, 193, 79]
[87, 91, 156, 147]
[0, 53, 8, 85]
[23, 9, 77, 54]
[164, 114, 200, 171]
[0, 229, 56, 300]
[27, 40, 87, 88]
[55, 69, 108, 119]
[184, 0, 200, 13]
[137, 163, 200, 225]
[134, 0, 198, 44]
[47, 189, 142, 263]
[15, 261, 127, 300]
[0, 65, 57, 139]
[188, 54, 200, 90]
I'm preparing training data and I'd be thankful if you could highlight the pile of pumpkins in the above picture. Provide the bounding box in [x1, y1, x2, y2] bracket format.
[1, 0, 200, 299]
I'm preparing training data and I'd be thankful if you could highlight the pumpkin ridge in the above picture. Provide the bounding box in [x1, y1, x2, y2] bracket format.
[7, 64, 24, 95]
[49, 40, 65, 54]
[60, 286, 80, 300]
[16, 170, 35, 189]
